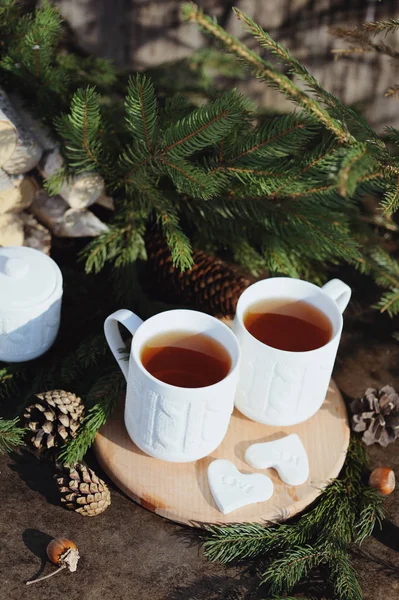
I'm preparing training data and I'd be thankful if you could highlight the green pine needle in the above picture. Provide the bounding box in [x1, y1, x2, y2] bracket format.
[0, 418, 26, 454]
[200, 437, 384, 597]
[362, 18, 399, 36]
[261, 542, 328, 594]
[58, 370, 125, 465]
[125, 74, 159, 157]
[329, 548, 363, 600]
[55, 86, 106, 172]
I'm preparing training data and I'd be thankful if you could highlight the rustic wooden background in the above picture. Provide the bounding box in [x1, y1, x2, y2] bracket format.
[44, 1, 399, 129]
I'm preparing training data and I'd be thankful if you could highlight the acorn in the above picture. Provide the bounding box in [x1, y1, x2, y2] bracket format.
[26, 537, 80, 585]
[368, 467, 396, 495]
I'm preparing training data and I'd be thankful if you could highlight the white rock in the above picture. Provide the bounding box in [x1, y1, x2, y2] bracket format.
[0, 89, 43, 174]
[20, 212, 51, 255]
[39, 147, 64, 179]
[30, 190, 68, 234]
[0, 108, 17, 167]
[96, 192, 115, 211]
[0, 169, 21, 213]
[58, 208, 109, 237]
[39, 148, 105, 208]
[66, 172, 105, 209]
[9, 94, 56, 152]
[31, 191, 108, 237]
[245, 434, 309, 486]
[207, 459, 274, 514]
[0, 170, 38, 214]
[0, 213, 24, 246]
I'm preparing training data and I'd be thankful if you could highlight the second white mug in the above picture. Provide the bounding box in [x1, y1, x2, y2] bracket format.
[232, 277, 351, 426]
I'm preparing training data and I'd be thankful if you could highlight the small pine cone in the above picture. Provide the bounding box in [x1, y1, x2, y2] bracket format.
[350, 385, 399, 447]
[24, 390, 84, 453]
[56, 462, 111, 517]
[144, 231, 255, 317]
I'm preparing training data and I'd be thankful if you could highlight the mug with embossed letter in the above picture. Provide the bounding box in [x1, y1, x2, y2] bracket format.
[232, 278, 351, 426]
[104, 309, 241, 462]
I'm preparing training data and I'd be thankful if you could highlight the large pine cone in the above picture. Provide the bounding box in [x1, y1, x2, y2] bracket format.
[56, 462, 111, 516]
[144, 231, 255, 317]
[350, 385, 399, 446]
[24, 390, 84, 453]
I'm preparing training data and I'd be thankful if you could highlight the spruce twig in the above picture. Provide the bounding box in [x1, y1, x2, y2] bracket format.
[0, 417, 26, 454]
[362, 19, 399, 36]
[58, 370, 125, 464]
[331, 25, 399, 60]
[182, 3, 352, 143]
[200, 437, 385, 597]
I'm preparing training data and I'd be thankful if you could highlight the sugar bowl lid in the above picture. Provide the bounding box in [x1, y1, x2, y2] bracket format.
[0, 246, 62, 310]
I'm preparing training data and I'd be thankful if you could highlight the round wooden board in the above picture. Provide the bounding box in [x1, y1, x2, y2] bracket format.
[94, 380, 350, 526]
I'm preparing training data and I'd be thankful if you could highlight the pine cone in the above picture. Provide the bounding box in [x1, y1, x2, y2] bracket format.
[144, 231, 255, 317]
[350, 385, 399, 446]
[24, 390, 84, 453]
[56, 462, 111, 516]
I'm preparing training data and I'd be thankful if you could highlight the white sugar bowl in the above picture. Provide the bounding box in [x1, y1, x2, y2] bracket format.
[0, 246, 63, 362]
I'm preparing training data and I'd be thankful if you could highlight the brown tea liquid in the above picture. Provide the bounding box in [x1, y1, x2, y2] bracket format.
[244, 298, 332, 352]
[141, 331, 231, 388]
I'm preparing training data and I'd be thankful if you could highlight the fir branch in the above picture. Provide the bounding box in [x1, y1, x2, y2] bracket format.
[385, 85, 399, 98]
[356, 249, 399, 315]
[199, 437, 382, 565]
[381, 177, 399, 213]
[233, 8, 377, 143]
[182, 3, 352, 143]
[81, 227, 128, 274]
[21, 1, 63, 81]
[337, 143, 370, 197]
[332, 25, 399, 60]
[375, 289, 399, 317]
[0, 417, 25, 454]
[58, 369, 125, 464]
[59, 334, 109, 386]
[261, 543, 328, 594]
[368, 248, 399, 288]
[125, 74, 158, 156]
[159, 156, 225, 199]
[269, 140, 340, 198]
[222, 115, 320, 163]
[0, 365, 26, 400]
[54, 86, 106, 172]
[328, 548, 362, 600]
[354, 487, 384, 543]
[0, 0, 20, 29]
[362, 19, 399, 36]
[201, 522, 284, 563]
[44, 166, 68, 196]
[161, 89, 247, 159]
[133, 186, 193, 270]
[158, 211, 193, 271]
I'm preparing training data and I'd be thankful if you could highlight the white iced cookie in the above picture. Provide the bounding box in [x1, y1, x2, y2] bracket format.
[208, 459, 274, 515]
[245, 434, 309, 486]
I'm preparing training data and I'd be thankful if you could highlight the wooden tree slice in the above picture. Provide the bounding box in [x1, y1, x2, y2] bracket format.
[95, 379, 349, 526]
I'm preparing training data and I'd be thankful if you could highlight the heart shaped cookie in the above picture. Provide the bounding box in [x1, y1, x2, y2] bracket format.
[208, 459, 274, 514]
[245, 433, 309, 486]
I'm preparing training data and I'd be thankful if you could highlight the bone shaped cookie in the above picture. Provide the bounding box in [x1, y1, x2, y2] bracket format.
[208, 459, 274, 514]
[245, 434, 309, 486]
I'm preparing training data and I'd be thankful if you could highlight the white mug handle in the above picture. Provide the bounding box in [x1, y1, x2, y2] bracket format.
[322, 279, 351, 314]
[104, 309, 143, 380]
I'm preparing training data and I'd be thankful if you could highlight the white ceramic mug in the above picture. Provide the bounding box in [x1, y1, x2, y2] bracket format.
[104, 309, 241, 462]
[232, 278, 351, 426]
